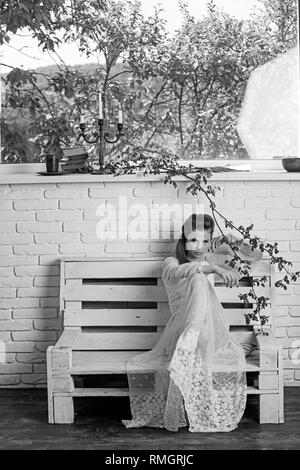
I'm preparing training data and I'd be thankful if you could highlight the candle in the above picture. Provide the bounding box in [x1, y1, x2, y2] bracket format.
[99, 85, 103, 119]
[118, 102, 123, 124]
[80, 114, 85, 125]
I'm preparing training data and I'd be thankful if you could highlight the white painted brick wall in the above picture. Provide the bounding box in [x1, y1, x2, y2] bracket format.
[0, 178, 299, 387]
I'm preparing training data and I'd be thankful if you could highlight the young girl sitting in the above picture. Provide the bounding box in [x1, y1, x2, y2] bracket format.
[122, 213, 262, 433]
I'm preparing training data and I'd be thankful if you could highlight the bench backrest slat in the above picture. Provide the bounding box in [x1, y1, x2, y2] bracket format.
[70, 330, 256, 351]
[63, 306, 271, 327]
[64, 281, 167, 302]
[65, 260, 163, 278]
[64, 258, 271, 278]
[63, 280, 269, 303]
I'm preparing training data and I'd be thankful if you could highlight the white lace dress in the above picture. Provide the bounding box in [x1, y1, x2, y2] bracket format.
[121, 256, 247, 432]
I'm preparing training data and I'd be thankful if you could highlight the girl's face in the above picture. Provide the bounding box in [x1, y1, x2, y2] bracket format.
[185, 229, 212, 260]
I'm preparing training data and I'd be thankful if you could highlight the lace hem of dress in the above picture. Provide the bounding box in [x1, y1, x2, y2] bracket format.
[168, 328, 247, 433]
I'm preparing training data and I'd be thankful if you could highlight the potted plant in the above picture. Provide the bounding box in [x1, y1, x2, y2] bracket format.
[281, 157, 300, 172]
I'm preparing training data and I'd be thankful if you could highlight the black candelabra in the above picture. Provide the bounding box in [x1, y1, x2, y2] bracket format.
[78, 113, 124, 174]
[78, 119, 124, 174]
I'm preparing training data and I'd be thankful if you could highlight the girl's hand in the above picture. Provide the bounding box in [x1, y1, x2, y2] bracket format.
[211, 234, 263, 261]
[209, 234, 239, 255]
[215, 266, 240, 288]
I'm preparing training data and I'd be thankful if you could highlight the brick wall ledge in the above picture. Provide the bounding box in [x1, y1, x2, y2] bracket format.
[0, 170, 300, 184]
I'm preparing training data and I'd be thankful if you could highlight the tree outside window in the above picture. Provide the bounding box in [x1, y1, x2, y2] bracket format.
[0, 0, 298, 164]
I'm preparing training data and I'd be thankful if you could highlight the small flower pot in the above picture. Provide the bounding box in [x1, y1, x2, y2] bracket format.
[45, 154, 60, 173]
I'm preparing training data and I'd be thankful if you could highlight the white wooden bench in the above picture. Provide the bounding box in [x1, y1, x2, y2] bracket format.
[47, 256, 284, 425]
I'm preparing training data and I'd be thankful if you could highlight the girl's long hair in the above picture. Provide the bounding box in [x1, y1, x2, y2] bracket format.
[175, 213, 215, 265]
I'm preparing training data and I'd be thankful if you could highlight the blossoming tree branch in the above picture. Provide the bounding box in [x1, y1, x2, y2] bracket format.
[104, 151, 300, 329]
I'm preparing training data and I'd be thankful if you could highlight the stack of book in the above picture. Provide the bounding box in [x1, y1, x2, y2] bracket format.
[60, 147, 89, 173]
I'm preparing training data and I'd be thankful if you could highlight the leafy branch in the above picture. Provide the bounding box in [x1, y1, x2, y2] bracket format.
[103, 151, 300, 329]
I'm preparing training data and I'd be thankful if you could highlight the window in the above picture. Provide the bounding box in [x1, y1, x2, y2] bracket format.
[0, 0, 299, 165]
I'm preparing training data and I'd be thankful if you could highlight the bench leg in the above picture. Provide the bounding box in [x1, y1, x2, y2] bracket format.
[52, 374, 75, 423]
[259, 394, 279, 423]
[257, 348, 284, 424]
[47, 344, 75, 423]
[278, 349, 284, 423]
[53, 396, 75, 424]
[46, 346, 54, 424]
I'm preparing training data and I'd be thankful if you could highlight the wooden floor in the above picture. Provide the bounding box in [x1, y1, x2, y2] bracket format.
[0, 388, 299, 450]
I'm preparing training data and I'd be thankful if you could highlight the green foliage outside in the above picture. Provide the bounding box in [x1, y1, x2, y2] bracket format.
[0, 0, 298, 163]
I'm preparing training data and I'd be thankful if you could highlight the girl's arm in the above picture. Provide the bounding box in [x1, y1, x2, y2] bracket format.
[162, 257, 240, 287]
[162, 256, 202, 281]
[200, 263, 240, 287]
[209, 234, 263, 261]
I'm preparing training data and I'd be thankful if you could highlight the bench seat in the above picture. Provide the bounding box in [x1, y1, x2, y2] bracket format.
[60, 349, 263, 375]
